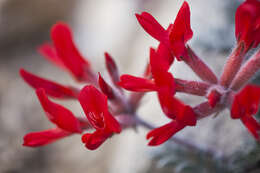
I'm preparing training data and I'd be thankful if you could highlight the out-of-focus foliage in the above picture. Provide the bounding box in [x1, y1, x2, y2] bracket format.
[145, 141, 260, 173]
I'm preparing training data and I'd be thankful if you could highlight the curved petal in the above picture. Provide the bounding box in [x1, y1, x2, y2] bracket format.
[241, 115, 260, 140]
[235, 0, 260, 50]
[136, 12, 169, 46]
[36, 89, 82, 133]
[169, 1, 193, 60]
[81, 130, 111, 150]
[78, 85, 121, 133]
[147, 121, 185, 146]
[38, 43, 66, 69]
[51, 22, 91, 81]
[20, 69, 78, 99]
[23, 128, 72, 147]
[119, 74, 156, 92]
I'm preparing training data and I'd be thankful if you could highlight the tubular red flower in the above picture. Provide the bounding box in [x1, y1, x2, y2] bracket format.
[23, 128, 72, 147]
[36, 89, 82, 133]
[78, 85, 121, 133]
[20, 69, 78, 99]
[235, 0, 260, 51]
[78, 85, 121, 149]
[51, 22, 91, 81]
[169, 1, 193, 60]
[119, 74, 156, 92]
[147, 121, 185, 146]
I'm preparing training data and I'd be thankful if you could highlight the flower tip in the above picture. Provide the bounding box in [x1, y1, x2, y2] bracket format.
[51, 21, 70, 32]
[35, 88, 46, 98]
[135, 13, 141, 18]
[19, 68, 26, 77]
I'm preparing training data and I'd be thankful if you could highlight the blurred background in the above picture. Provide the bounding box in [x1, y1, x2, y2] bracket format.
[1, 0, 260, 173]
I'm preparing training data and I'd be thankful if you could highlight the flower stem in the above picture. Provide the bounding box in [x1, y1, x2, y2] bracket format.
[231, 49, 260, 91]
[193, 101, 223, 119]
[220, 43, 246, 88]
[175, 78, 210, 96]
[183, 46, 218, 84]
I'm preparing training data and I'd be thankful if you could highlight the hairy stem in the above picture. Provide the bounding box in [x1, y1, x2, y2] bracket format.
[231, 49, 260, 91]
[220, 43, 246, 88]
[193, 101, 224, 119]
[175, 78, 210, 96]
[183, 46, 218, 84]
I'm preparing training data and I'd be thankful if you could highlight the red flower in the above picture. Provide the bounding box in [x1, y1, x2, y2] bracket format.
[36, 89, 82, 133]
[78, 85, 121, 150]
[150, 48, 197, 126]
[235, 0, 260, 51]
[20, 69, 78, 99]
[147, 121, 185, 146]
[231, 85, 260, 139]
[120, 48, 197, 127]
[136, 1, 193, 61]
[169, 1, 193, 60]
[41, 22, 92, 82]
[23, 89, 83, 147]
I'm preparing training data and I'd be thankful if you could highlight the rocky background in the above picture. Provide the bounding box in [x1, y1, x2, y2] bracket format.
[1, 0, 257, 173]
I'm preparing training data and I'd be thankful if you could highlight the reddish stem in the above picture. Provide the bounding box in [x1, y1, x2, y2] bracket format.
[231, 49, 260, 91]
[183, 46, 218, 84]
[220, 43, 246, 88]
[175, 78, 210, 96]
[193, 101, 224, 119]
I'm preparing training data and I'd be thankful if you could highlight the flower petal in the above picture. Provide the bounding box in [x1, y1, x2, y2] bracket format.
[78, 85, 121, 133]
[158, 92, 196, 126]
[38, 43, 66, 69]
[81, 130, 111, 150]
[20, 69, 78, 99]
[169, 1, 193, 60]
[231, 84, 260, 119]
[23, 128, 72, 147]
[78, 85, 108, 129]
[136, 12, 169, 46]
[235, 0, 260, 50]
[241, 115, 260, 140]
[36, 89, 82, 133]
[119, 74, 156, 92]
[147, 121, 185, 146]
[105, 52, 120, 86]
[150, 48, 175, 95]
[98, 73, 116, 100]
[207, 90, 221, 108]
[51, 22, 91, 81]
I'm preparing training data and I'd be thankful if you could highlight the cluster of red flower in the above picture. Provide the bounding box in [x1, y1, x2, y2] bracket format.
[20, 0, 260, 150]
